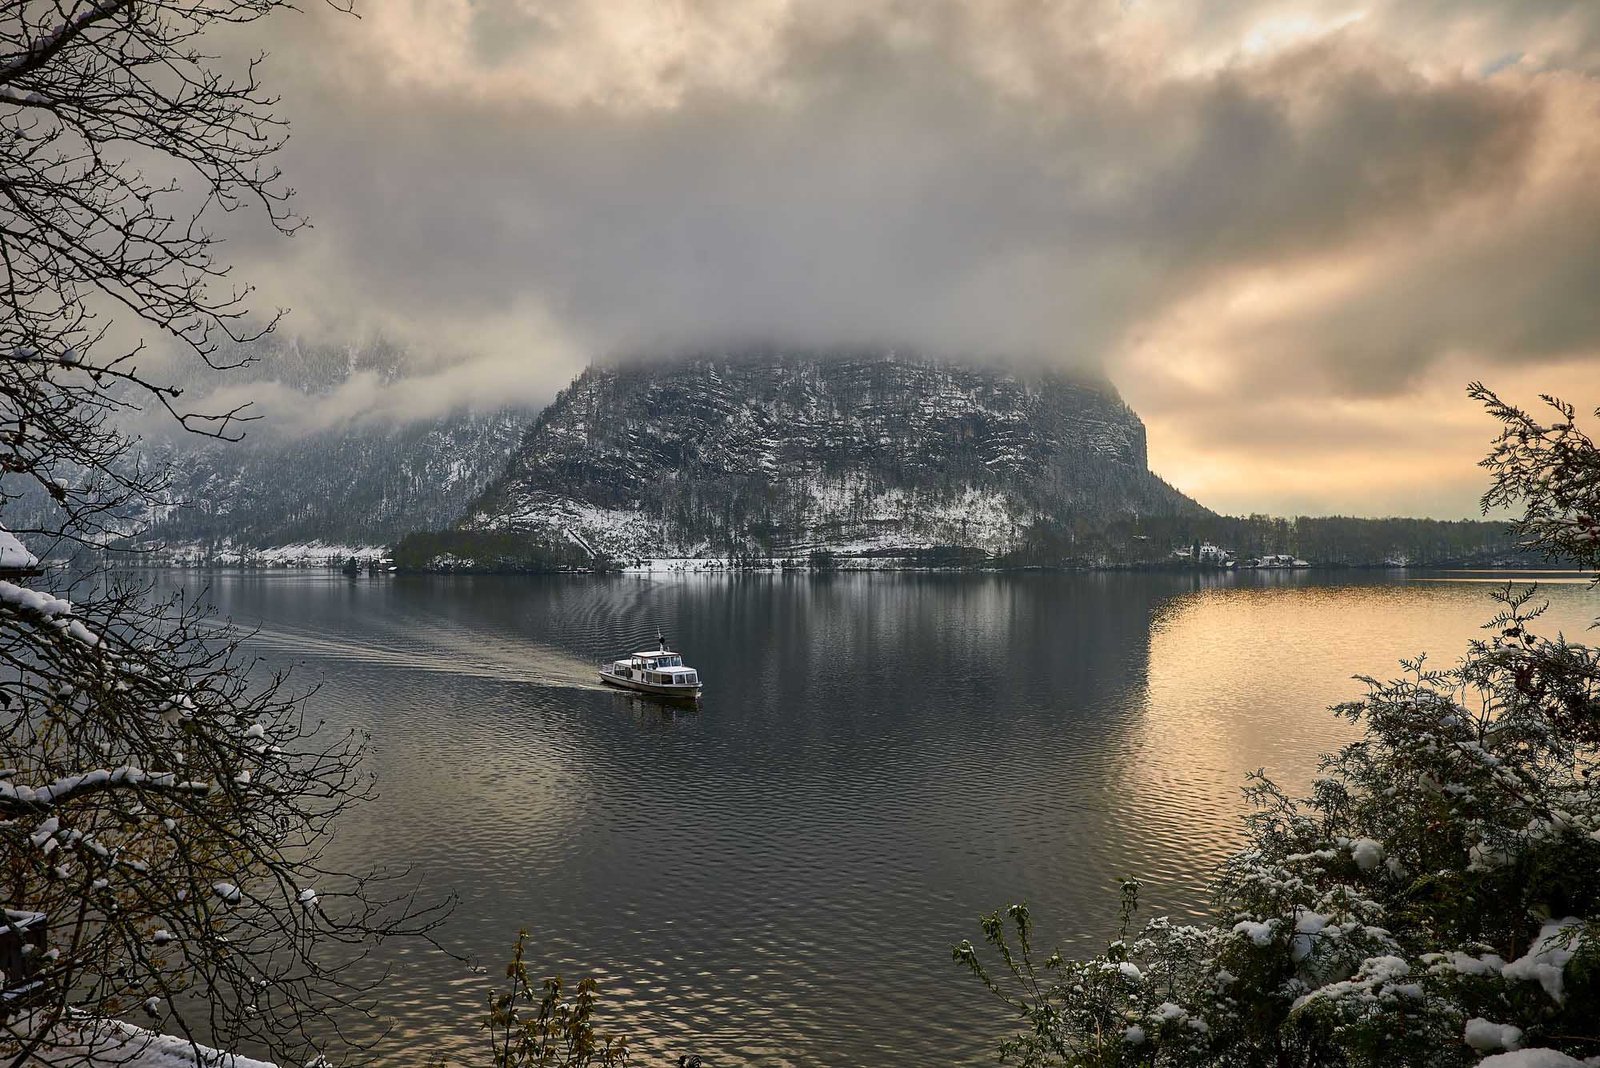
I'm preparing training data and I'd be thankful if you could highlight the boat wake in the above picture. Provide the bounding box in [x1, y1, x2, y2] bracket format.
[236, 622, 610, 691]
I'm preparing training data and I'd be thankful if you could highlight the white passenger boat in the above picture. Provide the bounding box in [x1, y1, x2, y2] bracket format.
[599, 636, 703, 699]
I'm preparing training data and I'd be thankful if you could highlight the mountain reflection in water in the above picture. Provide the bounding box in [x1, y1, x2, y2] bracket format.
[147, 569, 1599, 1067]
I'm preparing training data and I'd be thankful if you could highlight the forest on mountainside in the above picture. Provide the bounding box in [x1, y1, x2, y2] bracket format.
[1005, 513, 1533, 570]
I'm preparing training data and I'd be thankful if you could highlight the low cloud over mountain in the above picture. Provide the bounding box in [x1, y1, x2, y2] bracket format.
[191, 0, 1600, 516]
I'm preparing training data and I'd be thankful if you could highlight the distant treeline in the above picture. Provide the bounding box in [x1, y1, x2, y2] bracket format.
[1003, 513, 1541, 568]
[392, 515, 1543, 572]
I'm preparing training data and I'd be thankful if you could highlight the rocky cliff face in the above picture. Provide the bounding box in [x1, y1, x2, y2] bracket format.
[463, 353, 1204, 561]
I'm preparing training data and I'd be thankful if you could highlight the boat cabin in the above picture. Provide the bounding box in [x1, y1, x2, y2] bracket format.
[607, 650, 699, 689]
[599, 632, 703, 697]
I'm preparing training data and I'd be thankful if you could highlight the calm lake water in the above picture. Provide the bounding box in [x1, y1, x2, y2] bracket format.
[154, 569, 1599, 1067]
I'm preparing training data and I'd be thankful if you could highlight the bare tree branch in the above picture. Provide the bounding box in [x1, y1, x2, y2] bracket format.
[1, 4, 456, 1066]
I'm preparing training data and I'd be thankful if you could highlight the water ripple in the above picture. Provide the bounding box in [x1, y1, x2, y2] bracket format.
[143, 570, 1600, 1066]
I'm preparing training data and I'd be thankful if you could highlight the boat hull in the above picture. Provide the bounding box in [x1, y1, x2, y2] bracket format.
[599, 672, 703, 699]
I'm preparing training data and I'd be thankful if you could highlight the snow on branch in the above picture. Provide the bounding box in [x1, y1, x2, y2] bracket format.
[0, 579, 100, 646]
[0, 1, 129, 84]
[0, 766, 211, 815]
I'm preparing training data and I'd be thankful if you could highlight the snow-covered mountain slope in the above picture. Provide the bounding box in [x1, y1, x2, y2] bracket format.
[136, 409, 528, 553]
[0, 338, 535, 559]
[461, 353, 1205, 562]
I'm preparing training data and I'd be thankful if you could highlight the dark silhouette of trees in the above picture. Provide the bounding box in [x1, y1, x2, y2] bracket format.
[2, 4, 448, 1066]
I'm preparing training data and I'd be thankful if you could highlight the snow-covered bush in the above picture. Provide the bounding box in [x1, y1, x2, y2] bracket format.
[960, 589, 1600, 1067]
[958, 390, 1600, 1067]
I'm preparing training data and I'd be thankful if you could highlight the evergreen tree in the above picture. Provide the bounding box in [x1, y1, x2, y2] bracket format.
[958, 387, 1600, 1067]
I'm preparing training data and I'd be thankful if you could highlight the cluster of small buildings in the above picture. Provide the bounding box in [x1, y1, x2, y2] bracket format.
[1171, 543, 1310, 569]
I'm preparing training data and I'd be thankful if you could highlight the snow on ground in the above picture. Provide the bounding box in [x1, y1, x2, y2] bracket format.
[789, 475, 1024, 555]
[616, 554, 999, 574]
[117, 473, 1029, 572]
[18, 1015, 276, 1068]
[619, 557, 754, 574]
[502, 475, 1029, 565]
[496, 497, 668, 559]
[128, 541, 388, 567]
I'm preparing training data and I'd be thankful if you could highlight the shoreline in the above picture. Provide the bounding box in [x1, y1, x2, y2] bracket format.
[76, 555, 1575, 576]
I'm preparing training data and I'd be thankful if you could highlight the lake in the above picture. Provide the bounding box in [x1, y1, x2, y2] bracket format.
[156, 568, 1600, 1067]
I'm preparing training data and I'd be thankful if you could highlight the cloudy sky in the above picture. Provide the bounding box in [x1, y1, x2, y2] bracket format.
[221, 0, 1600, 517]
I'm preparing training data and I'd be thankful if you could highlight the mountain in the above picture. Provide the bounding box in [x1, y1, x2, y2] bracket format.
[1, 338, 534, 563]
[134, 411, 528, 558]
[453, 352, 1205, 565]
